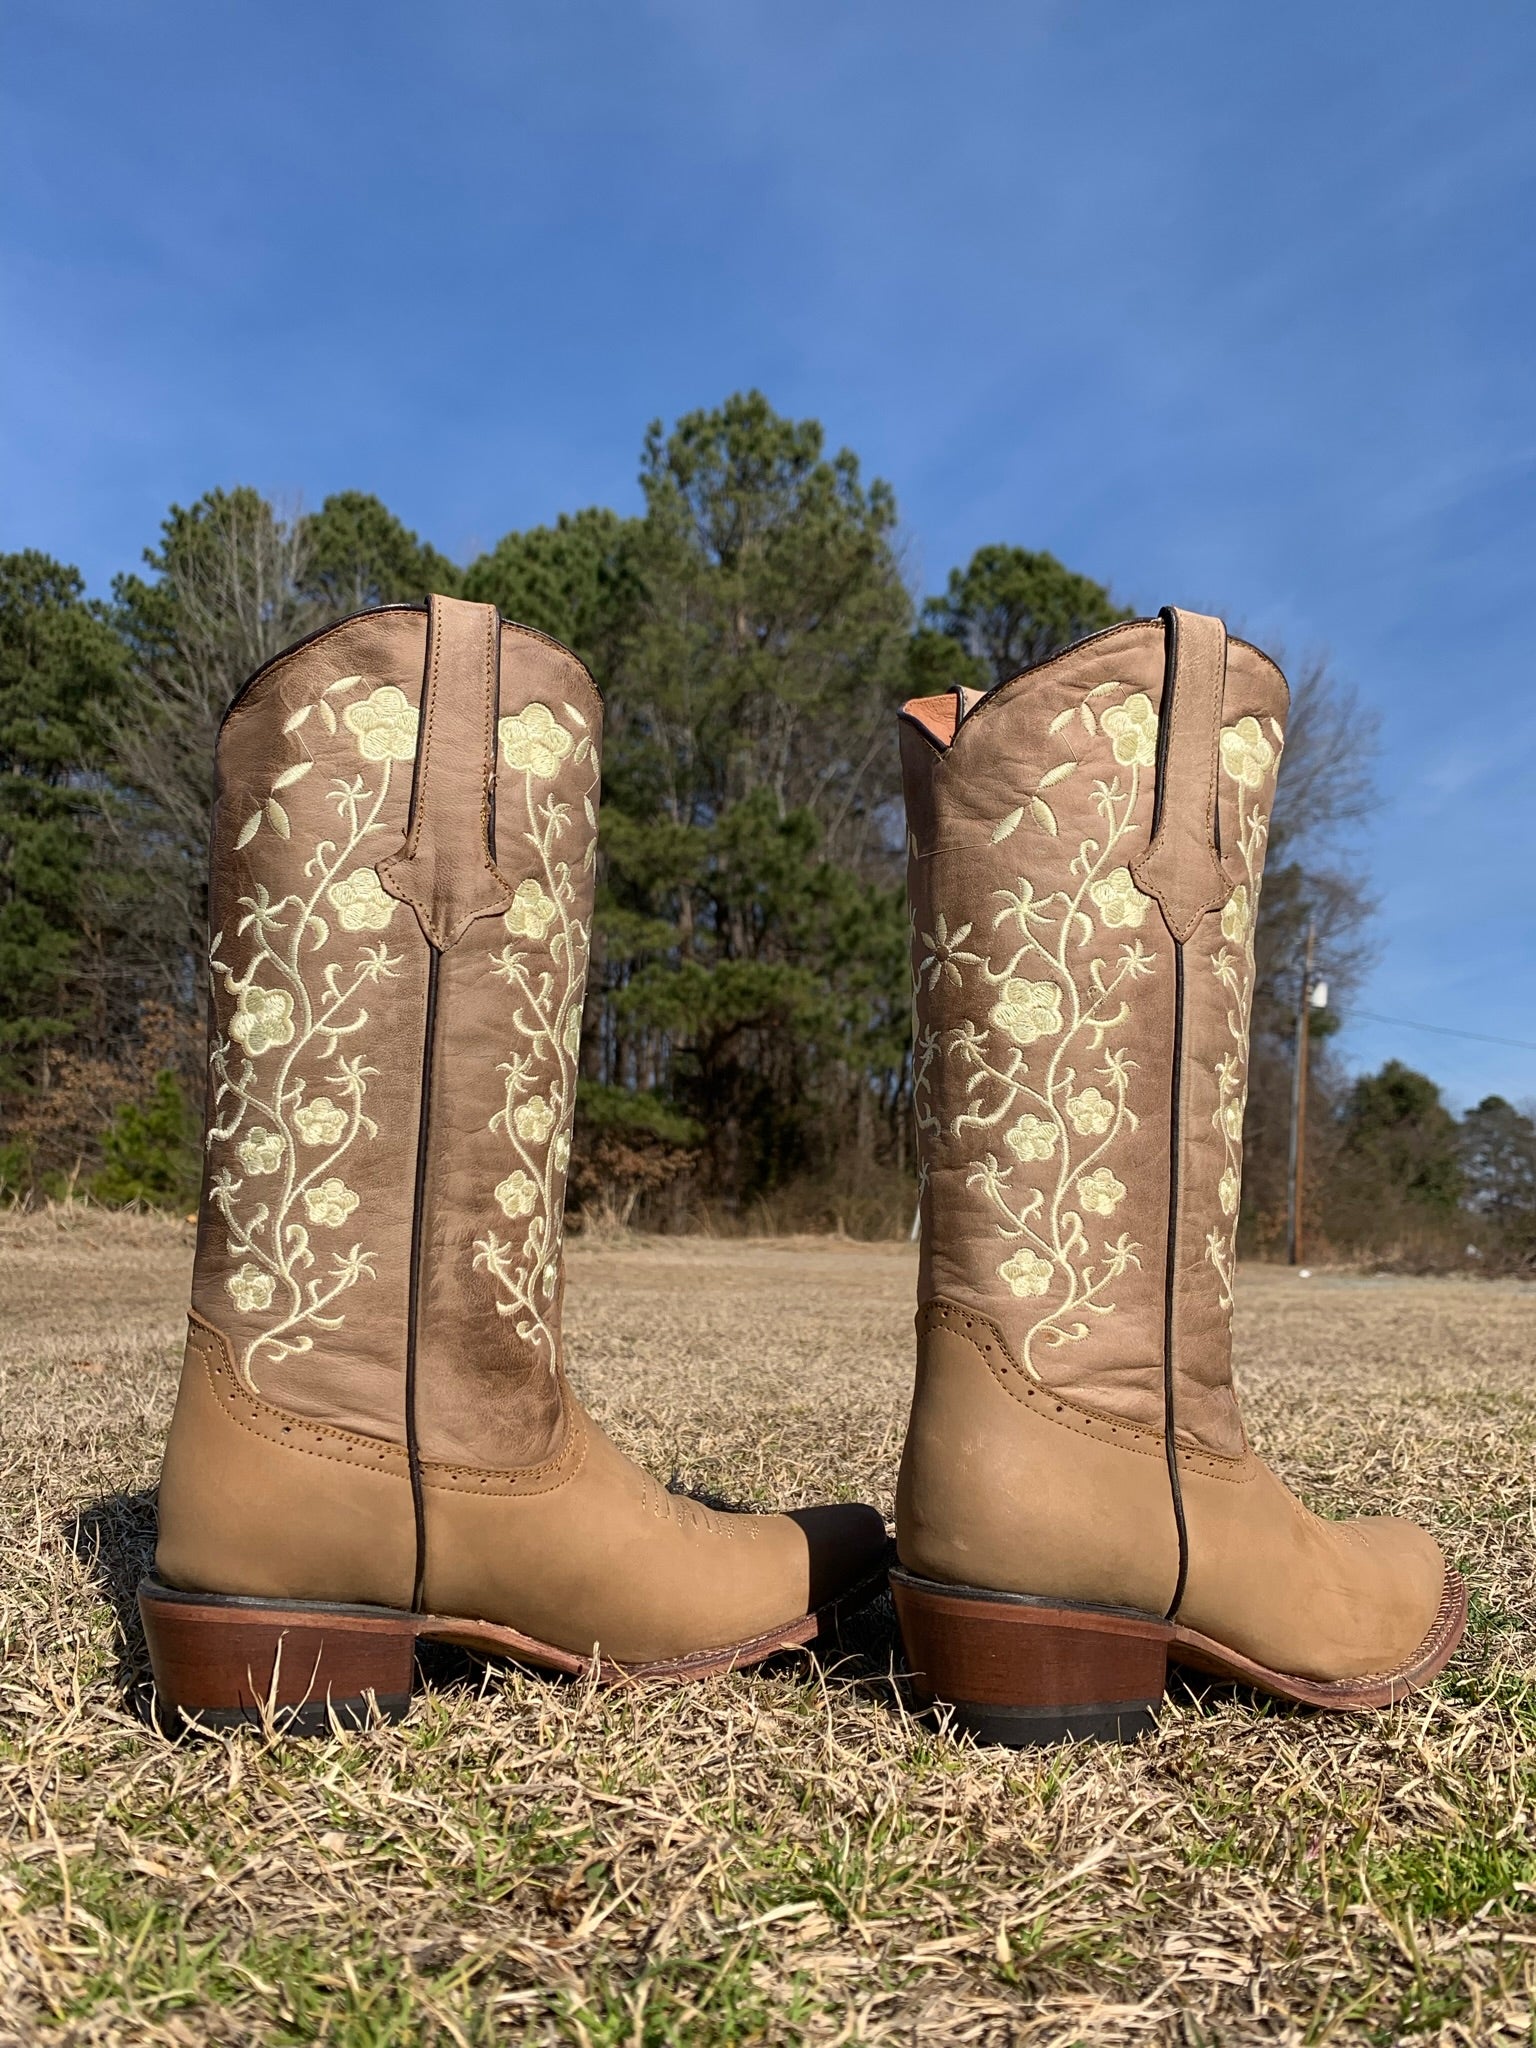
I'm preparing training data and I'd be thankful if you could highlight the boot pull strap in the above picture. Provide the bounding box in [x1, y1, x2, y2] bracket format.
[1130, 606, 1236, 944]
[379, 594, 517, 949]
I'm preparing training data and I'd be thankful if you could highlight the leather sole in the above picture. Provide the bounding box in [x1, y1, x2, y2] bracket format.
[890, 1564, 1469, 1747]
[137, 1561, 892, 1734]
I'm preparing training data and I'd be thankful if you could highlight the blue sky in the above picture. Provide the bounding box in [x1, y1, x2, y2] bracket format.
[5, 0, 1534, 1107]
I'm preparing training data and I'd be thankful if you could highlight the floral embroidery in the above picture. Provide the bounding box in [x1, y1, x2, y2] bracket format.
[1088, 866, 1150, 929]
[1065, 1087, 1115, 1136]
[499, 702, 574, 779]
[292, 1096, 349, 1147]
[326, 866, 397, 932]
[912, 678, 1158, 1374]
[343, 685, 420, 762]
[504, 878, 558, 940]
[1000, 1250, 1054, 1298]
[475, 695, 597, 1366]
[303, 1177, 361, 1228]
[237, 1126, 284, 1175]
[227, 1263, 276, 1314]
[1076, 1167, 1126, 1216]
[1005, 1114, 1058, 1163]
[1100, 692, 1157, 768]
[495, 1169, 537, 1219]
[917, 914, 980, 991]
[990, 978, 1064, 1046]
[206, 669, 410, 1373]
[1220, 883, 1250, 945]
[1204, 715, 1282, 1309]
[1218, 716, 1275, 789]
[513, 1095, 555, 1143]
[229, 985, 295, 1057]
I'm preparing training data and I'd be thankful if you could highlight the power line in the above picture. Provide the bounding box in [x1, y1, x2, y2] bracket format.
[1345, 1007, 1536, 1054]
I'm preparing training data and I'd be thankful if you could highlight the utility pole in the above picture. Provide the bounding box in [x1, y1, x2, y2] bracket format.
[1286, 922, 1325, 1265]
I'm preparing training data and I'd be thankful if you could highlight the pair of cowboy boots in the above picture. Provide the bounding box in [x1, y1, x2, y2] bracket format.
[141, 596, 1464, 1742]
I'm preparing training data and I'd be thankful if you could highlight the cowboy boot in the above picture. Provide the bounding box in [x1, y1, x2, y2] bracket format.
[890, 608, 1465, 1744]
[140, 595, 888, 1728]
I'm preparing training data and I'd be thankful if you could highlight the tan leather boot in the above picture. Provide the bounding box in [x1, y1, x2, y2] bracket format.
[141, 595, 888, 1728]
[890, 608, 1465, 1744]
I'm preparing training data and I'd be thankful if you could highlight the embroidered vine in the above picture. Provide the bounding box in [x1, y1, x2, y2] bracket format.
[912, 680, 1159, 1374]
[471, 699, 597, 1366]
[206, 677, 413, 1374]
[1204, 714, 1283, 1310]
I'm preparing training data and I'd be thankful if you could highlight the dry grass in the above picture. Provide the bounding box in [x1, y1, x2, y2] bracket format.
[1, 1209, 1532, 2045]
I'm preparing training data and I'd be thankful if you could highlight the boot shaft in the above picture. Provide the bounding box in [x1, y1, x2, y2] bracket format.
[193, 596, 600, 1469]
[901, 610, 1287, 1457]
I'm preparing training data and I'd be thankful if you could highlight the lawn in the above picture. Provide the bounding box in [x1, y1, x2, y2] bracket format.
[1, 1209, 1532, 2044]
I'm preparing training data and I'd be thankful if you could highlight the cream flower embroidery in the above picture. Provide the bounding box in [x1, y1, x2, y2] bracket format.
[1101, 692, 1158, 768]
[293, 1096, 349, 1147]
[495, 1169, 537, 1219]
[1219, 1166, 1239, 1216]
[237, 1125, 284, 1175]
[326, 866, 396, 932]
[1220, 717, 1275, 789]
[1221, 1097, 1245, 1141]
[1005, 1114, 1058, 1163]
[1088, 866, 1150, 930]
[1000, 1249, 1054, 1298]
[513, 1095, 556, 1143]
[303, 1177, 360, 1227]
[226, 1263, 275, 1313]
[1220, 883, 1251, 944]
[499, 703, 573, 779]
[504, 878, 558, 940]
[1077, 1167, 1126, 1216]
[343, 684, 419, 762]
[229, 985, 295, 1057]
[989, 977, 1063, 1046]
[1065, 1087, 1115, 1136]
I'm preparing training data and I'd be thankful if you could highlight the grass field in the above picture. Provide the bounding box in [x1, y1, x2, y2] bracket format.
[2, 1209, 1533, 2045]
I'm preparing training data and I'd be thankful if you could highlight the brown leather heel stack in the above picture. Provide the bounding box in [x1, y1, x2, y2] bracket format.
[892, 608, 1465, 1744]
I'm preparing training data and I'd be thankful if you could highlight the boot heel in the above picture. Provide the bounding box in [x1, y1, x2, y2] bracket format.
[138, 1578, 418, 1734]
[890, 1567, 1171, 1746]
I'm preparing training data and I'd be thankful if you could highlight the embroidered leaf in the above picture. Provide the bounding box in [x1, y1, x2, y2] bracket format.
[1085, 678, 1122, 700]
[324, 674, 364, 696]
[991, 806, 1025, 844]
[235, 811, 262, 849]
[265, 798, 291, 838]
[583, 796, 596, 828]
[1268, 717, 1284, 746]
[272, 761, 314, 790]
[1028, 796, 1058, 835]
[305, 914, 329, 950]
[1039, 761, 1077, 788]
[1079, 704, 1097, 735]
[565, 704, 588, 729]
[282, 705, 312, 734]
[1048, 707, 1076, 735]
[317, 700, 338, 735]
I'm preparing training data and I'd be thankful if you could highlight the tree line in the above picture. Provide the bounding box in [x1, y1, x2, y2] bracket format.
[2, 391, 1531, 1265]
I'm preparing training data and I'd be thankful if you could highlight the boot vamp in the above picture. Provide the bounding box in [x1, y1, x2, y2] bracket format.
[1177, 1451, 1448, 1683]
[420, 1400, 888, 1665]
